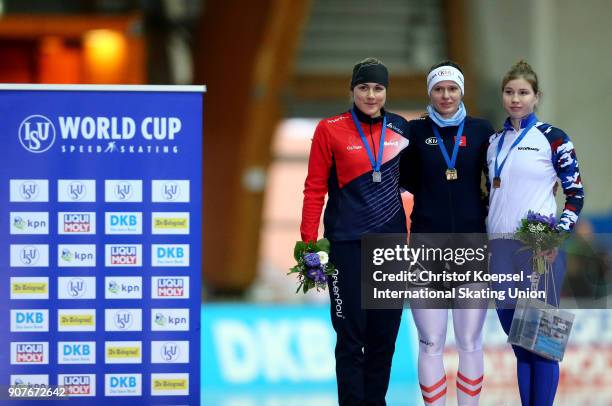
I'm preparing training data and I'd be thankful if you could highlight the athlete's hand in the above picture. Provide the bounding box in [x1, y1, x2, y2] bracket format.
[537, 248, 558, 263]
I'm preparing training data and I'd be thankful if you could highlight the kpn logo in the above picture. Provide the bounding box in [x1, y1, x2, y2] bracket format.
[18, 115, 56, 153]
[151, 308, 189, 331]
[10, 212, 49, 235]
[57, 245, 96, 267]
[105, 277, 142, 299]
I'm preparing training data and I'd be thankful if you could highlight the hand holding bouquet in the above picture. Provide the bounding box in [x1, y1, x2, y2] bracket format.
[515, 211, 569, 274]
[288, 238, 336, 294]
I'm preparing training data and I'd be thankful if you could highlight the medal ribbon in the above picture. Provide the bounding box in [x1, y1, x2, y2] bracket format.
[431, 119, 465, 170]
[350, 108, 387, 174]
[494, 121, 537, 181]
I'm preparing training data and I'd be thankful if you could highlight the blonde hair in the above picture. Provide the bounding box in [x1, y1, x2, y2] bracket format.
[501, 60, 540, 94]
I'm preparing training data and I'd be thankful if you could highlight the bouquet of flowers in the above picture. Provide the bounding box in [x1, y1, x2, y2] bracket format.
[514, 211, 569, 275]
[288, 238, 336, 294]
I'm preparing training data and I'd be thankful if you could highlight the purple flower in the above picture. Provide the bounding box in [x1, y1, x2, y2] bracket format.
[526, 211, 556, 229]
[304, 252, 321, 268]
[306, 266, 327, 283]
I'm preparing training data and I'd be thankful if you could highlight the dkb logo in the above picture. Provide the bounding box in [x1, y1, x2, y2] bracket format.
[18, 115, 56, 153]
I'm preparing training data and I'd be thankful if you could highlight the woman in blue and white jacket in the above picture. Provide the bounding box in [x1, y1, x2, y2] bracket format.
[487, 60, 584, 406]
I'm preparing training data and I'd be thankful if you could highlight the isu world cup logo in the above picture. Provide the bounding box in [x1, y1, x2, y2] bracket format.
[18, 115, 56, 153]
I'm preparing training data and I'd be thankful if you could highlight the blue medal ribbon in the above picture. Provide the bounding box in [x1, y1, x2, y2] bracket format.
[350, 108, 387, 179]
[431, 119, 465, 171]
[494, 121, 537, 182]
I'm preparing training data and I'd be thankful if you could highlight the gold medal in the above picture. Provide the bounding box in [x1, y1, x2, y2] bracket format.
[445, 168, 458, 181]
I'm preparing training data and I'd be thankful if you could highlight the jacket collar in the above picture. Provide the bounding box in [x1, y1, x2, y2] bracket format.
[503, 112, 538, 131]
[351, 104, 386, 124]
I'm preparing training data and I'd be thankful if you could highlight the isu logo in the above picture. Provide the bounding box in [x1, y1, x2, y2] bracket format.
[162, 182, 180, 201]
[61, 375, 93, 396]
[110, 246, 138, 265]
[68, 181, 86, 201]
[18, 115, 56, 153]
[67, 278, 86, 297]
[161, 342, 180, 362]
[114, 311, 133, 330]
[20, 246, 40, 265]
[114, 182, 133, 201]
[14, 343, 46, 364]
[19, 181, 39, 200]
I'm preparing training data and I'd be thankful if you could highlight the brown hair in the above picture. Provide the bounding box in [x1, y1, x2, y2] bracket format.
[501, 60, 540, 94]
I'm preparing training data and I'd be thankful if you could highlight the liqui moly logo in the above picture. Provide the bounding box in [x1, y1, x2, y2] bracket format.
[11, 342, 48, 364]
[105, 244, 142, 267]
[152, 277, 189, 299]
[18, 115, 56, 153]
[58, 212, 96, 234]
[59, 374, 95, 396]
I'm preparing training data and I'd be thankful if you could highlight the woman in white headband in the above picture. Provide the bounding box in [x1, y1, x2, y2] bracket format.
[400, 60, 494, 405]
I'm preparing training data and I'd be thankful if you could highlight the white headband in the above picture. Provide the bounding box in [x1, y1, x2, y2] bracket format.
[427, 66, 465, 95]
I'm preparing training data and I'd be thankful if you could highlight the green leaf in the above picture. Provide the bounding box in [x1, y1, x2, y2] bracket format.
[293, 241, 308, 261]
[303, 282, 308, 294]
[315, 238, 330, 253]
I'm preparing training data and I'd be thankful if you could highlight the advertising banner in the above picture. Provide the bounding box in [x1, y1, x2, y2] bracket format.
[0, 84, 204, 405]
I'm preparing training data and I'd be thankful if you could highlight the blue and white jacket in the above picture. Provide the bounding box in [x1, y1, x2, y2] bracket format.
[487, 113, 584, 235]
